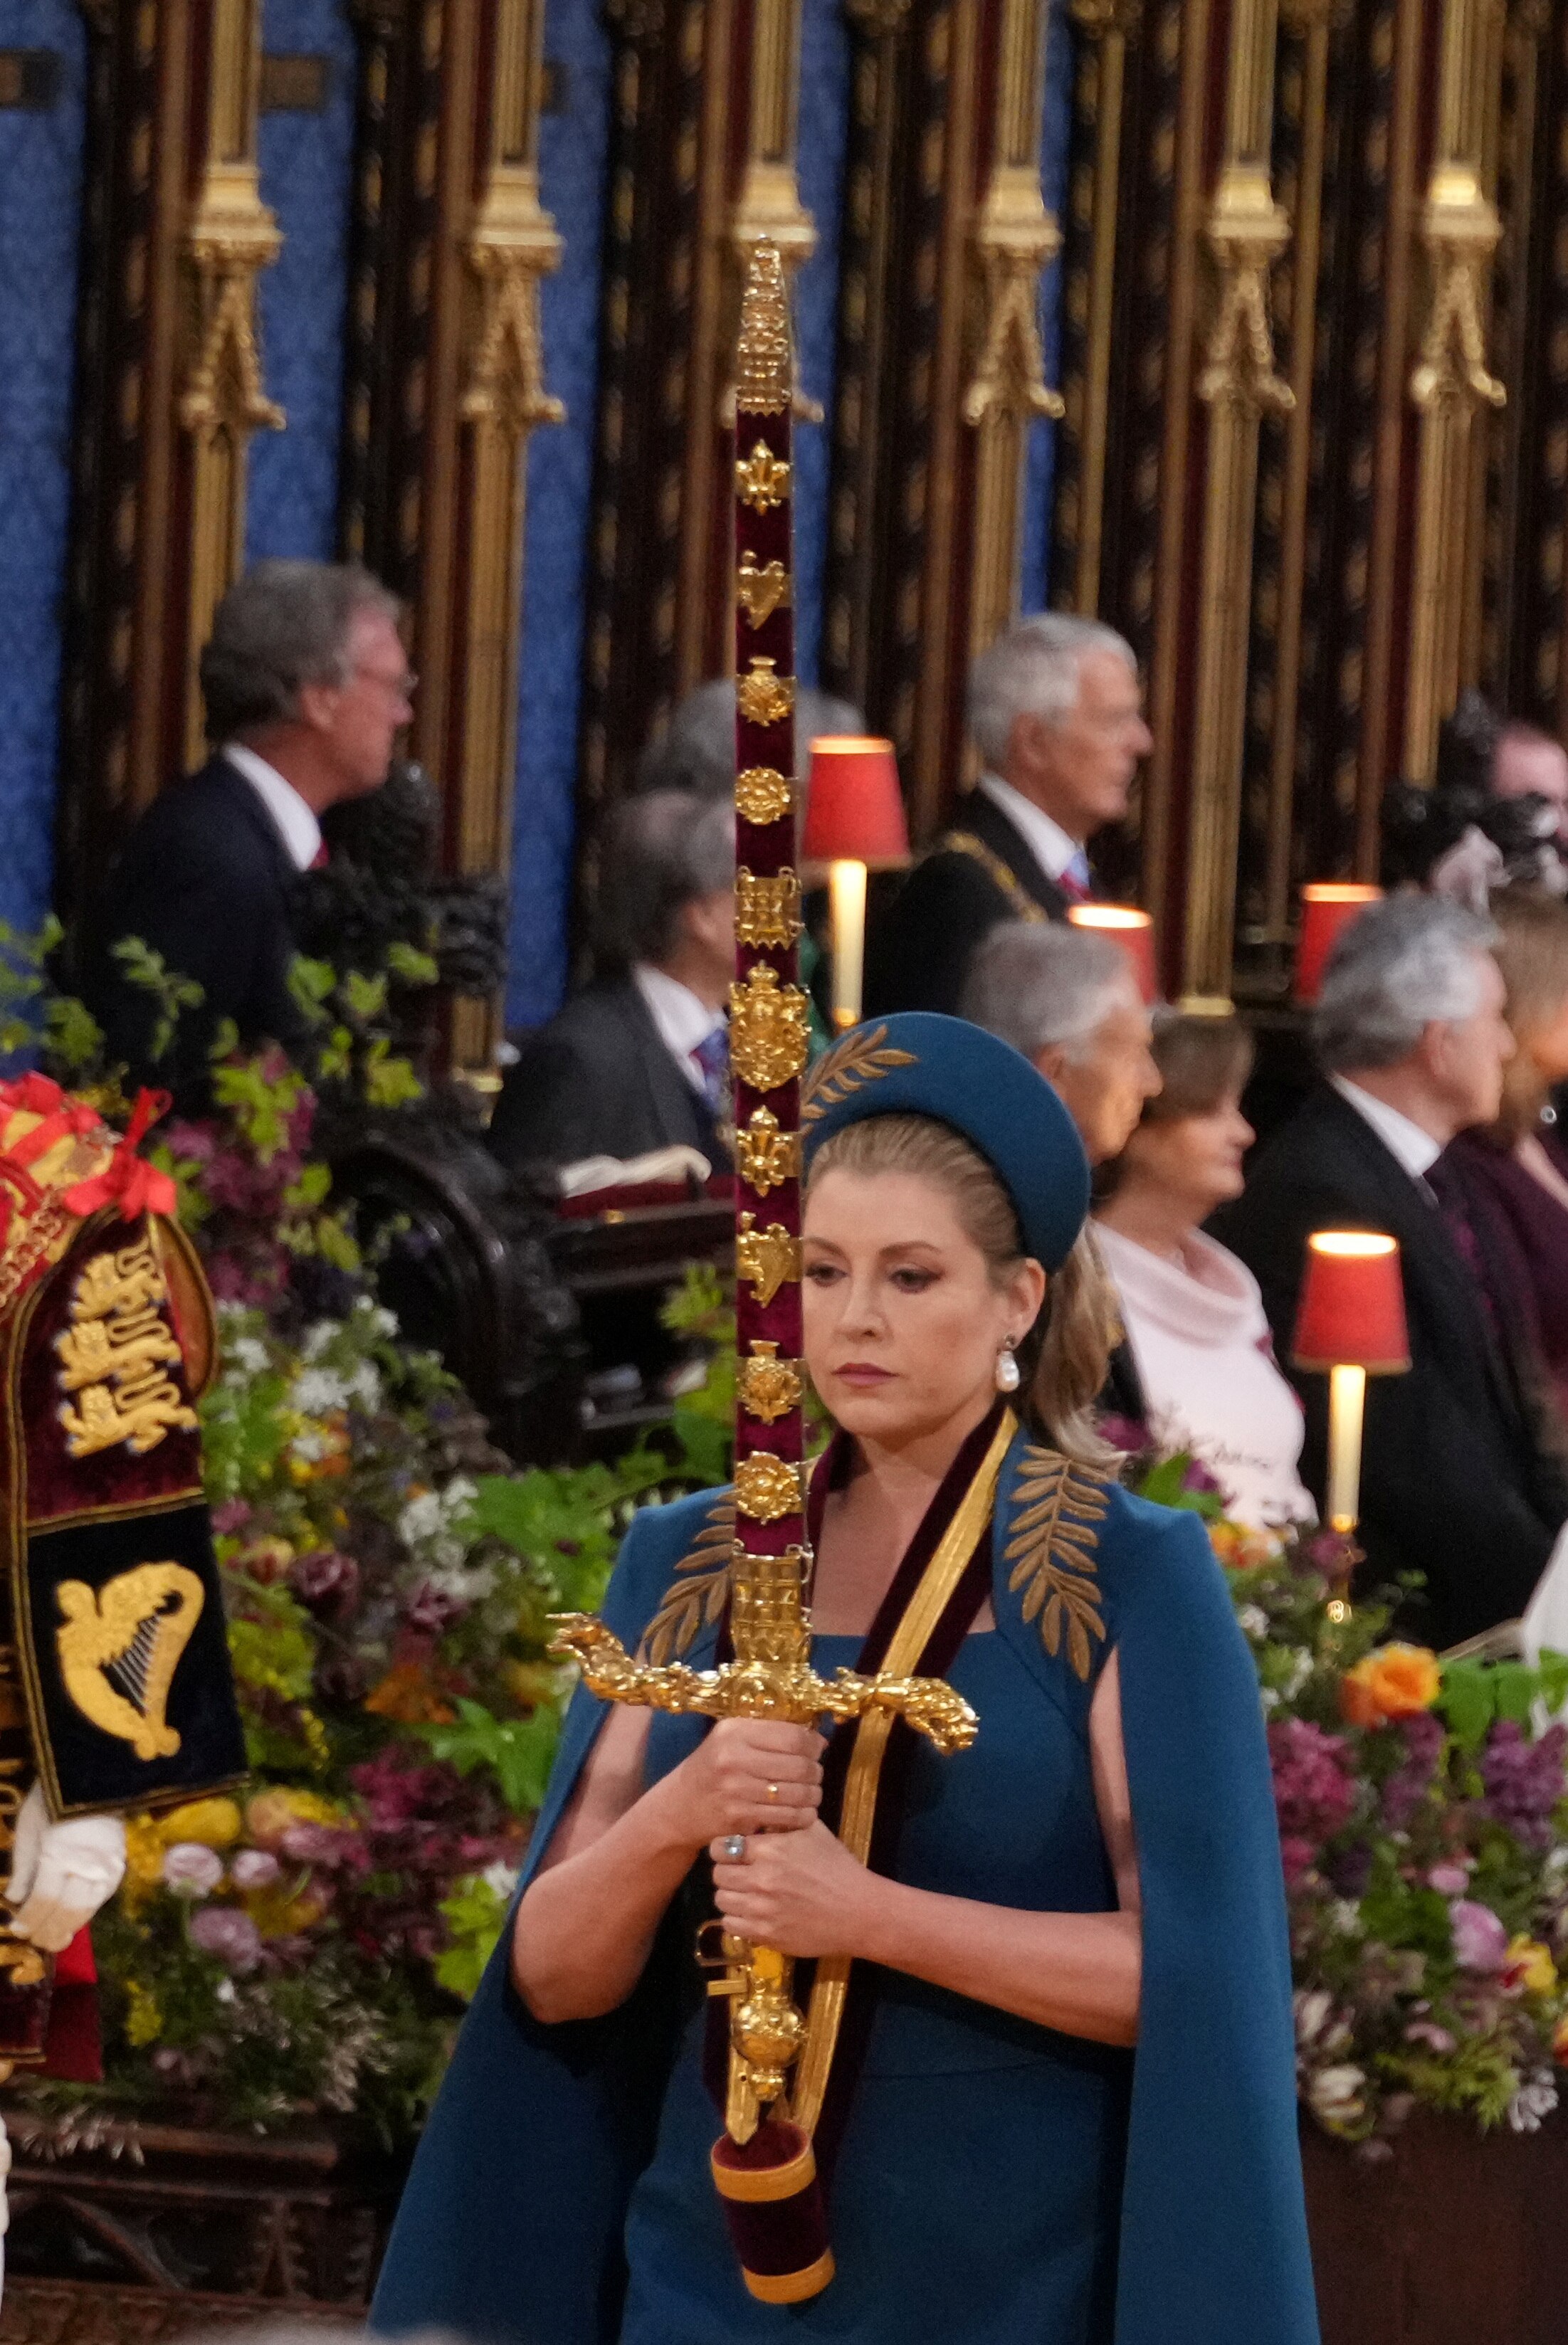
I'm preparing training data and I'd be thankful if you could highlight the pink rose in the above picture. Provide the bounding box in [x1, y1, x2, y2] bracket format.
[162, 1843, 223, 1897]
[1450, 1898, 1508, 1973]
[229, 1849, 281, 1891]
[1427, 1861, 1470, 1895]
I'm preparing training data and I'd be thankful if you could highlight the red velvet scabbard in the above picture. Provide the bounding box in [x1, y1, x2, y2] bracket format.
[711, 2118, 834, 2304]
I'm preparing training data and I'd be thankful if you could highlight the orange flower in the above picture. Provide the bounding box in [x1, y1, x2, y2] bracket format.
[1340, 1643, 1442, 1727]
[364, 1661, 456, 1725]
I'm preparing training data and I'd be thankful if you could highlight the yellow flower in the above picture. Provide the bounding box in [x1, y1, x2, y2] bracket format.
[242, 1882, 328, 1938]
[1209, 1522, 1278, 1570]
[1505, 1936, 1557, 1996]
[154, 1797, 243, 1850]
[232, 1537, 294, 1585]
[124, 1818, 167, 1887]
[245, 1786, 345, 1849]
[1340, 1643, 1442, 1727]
[124, 1978, 162, 2048]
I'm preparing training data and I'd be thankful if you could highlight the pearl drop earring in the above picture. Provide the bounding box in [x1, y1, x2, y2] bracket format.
[994, 1341, 1021, 1394]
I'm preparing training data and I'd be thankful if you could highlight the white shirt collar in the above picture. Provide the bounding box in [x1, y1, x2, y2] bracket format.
[1330, 1075, 1442, 1181]
[224, 744, 322, 874]
[632, 964, 725, 1091]
[976, 771, 1083, 884]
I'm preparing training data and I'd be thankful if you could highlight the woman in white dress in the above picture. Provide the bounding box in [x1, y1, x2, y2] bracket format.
[1094, 1013, 1314, 1533]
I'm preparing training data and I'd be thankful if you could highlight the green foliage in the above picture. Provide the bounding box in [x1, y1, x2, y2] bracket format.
[1134, 1450, 1224, 1518]
[43, 993, 104, 1073]
[435, 1872, 514, 2001]
[386, 941, 440, 986]
[287, 957, 337, 1028]
[466, 1448, 670, 1617]
[1437, 1650, 1568, 1752]
[421, 1699, 561, 1816]
[111, 937, 204, 1065]
[211, 1053, 310, 1161]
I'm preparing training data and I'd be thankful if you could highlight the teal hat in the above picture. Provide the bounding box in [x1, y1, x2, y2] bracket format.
[800, 1012, 1090, 1272]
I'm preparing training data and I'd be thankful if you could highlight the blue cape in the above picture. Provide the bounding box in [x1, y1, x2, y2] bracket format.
[373, 1430, 1319, 2345]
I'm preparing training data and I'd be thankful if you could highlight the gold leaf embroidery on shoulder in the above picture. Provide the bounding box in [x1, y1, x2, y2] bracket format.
[801, 1025, 917, 1122]
[1004, 1445, 1112, 1682]
[639, 1498, 736, 1664]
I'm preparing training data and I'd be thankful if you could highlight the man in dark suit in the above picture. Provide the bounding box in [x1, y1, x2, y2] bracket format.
[1214, 894, 1568, 1650]
[864, 613, 1152, 1018]
[490, 793, 734, 1179]
[90, 561, 411, 1094]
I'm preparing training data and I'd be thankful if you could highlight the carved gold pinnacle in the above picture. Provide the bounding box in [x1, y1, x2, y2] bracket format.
[735, 238, 794, 415]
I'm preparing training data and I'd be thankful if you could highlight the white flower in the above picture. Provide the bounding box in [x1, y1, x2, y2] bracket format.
[162, 1843, 223, 1897]
[1307, 2062, 1367, 2128]
[354, 1297, 398, 1339]
[1280, 1649, 1313, 1700]
[399, 1492, 445, 1546]
[1507, 2072, 1558, 2134]
[216, 1978, 237, 2006]
[289, 1428, 331, 1464]
[483, 1860, 520, 1900]
[441, 1476, 478, 1520]
[1260, 1687, 1280, 1713]
[344, 1361, 383, 1411]
[1294, 1988, 1334, 2048]
[1328, 1901, 1365, 1940]
[291, 1368, 349, 1417]
[226, 1337, 270, 1379]
[300, 1321, 338, 1362]
[1237, 1605, 1270, 1642]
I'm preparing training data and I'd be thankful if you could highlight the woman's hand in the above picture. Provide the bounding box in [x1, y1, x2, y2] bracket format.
[711, 1820, 888, 1960]
[658, 1718, 825, 1852]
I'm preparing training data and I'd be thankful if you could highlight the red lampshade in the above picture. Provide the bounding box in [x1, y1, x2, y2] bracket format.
[1291, 1232, 1411, 1374]
[1295, 882, 1384, 1005]
[801, 737, 911, 870]
[1067, 903, 1158, 1005]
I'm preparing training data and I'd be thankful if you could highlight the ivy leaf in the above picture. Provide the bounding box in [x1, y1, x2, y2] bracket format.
[343, 969, 389, 1025]
[286, 955, 337, 1027]
[386, 942, 440, 987]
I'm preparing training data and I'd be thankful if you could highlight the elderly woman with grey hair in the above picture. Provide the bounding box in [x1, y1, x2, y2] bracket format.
[1216, 892, 1568, 1645]
[490, 792, 735, 1179]
[90, 559, 411, 1092]
[865, 613, 1152, 1019]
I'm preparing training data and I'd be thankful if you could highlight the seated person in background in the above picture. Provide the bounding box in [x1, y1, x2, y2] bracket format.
[1094, 1012, 1314, 1532]
[1214, 895, 1568, 1648]
[964, 920, 1160, 1164]
[865, 613, 1152, 1019]
[89, 561, 409, 1093]
[635, 678, 864, 797]
[1441, 890, 1568, 1430]
[490, 793, 733, 1179]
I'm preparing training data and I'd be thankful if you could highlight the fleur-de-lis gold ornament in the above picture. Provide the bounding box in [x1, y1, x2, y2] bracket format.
[735, 1450, 804, 1524]
[736, 868, 804, 949]
[737, 1213, 801, 1307]
[737, 1340, 804, 1425]
[735, 443, 791, 513]
[735, 766, 794, 825]
[730, 965, 811, 1091]
[737, 658, 794, 727]
[735, 1105, 801, 1195]
[738, 551, 791, 628]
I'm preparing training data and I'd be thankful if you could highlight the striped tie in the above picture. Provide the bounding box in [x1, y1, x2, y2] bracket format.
[1059, 851, 1093, 906]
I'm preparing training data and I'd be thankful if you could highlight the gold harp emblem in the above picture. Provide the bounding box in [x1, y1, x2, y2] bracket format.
[737, 1214, 801, 1307]
[735, 1451, 804, 1524]
[737, 552, 791, 628]
[737, 1342, 804, 1426]
[735, 1105, 801, 1196]
[737, 658, 794, 728]
[735, 868, 804, 949]
[735, 766, 794, 826]
[729, 965, 810, 1092]
[56, 1562, 204, 1762]
[735, 443, 791, 514]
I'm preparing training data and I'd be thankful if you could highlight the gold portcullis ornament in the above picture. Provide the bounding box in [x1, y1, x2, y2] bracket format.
[733, 239, 793, 414]
[736, 1213, 802, 1307]
[737, 1341, 804, 1425]
[735, 766, 794, 826]
[735, 1105, 801, 1195]
[738, 551, 791, 627]
[730, 965, 811, 1091]
[736, 444, 792, 514]
[735, 1451, 805, 1524]
[736, 868, 804, 949]
[737, 658, 794, 727]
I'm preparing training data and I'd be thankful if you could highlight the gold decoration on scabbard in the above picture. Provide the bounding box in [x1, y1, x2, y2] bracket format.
[735, 238, 793, 414]
[729, 966, 811, 1090]
[735, 1451, 806, 1524]
[736, 1106, 801, 1195]
[738, 552, 791, 626]
[738, 1342, 805, 1424]
[736, 868, 804, 948]
[737, 1214, 801, 1306]
[737, 658, 794, 727]
[736, 766, 795, 824]
[737, 445, 792, 512]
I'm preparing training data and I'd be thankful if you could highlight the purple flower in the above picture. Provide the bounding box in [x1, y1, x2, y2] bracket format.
[229, 1849, 281, 1891]
[211, 1499, 253, 1537]
[162, 1843, 223, 1897]
[1100, 1416, 1149, 1456]
[189, 1907, 263, 1974]
[1427, 1860, 1470, 1895]
[404, 1580, 465, 1634]
[1269, 1719, 1358, 1842]
[1478, 1722, 1568, 1853]
[1381, 1710, 1446, 1831]
[1327, 1843, 1374, 1899]
[1404, 2020, 1457, 2053]
[278, 1820, 366, 1872]
[1450, 1898, 1509, 1973]
[290, 1548, 361, 1614]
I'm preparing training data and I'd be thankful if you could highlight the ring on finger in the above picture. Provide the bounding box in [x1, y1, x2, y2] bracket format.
[720, 1834, 746, 1862]
[766, 1782, 780, 1803]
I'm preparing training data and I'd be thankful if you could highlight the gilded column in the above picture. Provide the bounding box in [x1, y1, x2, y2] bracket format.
[962, 0, 1063, 657]
[1061, 0, 1139, 618]
[1402, 0, 1506, 782]
[178, 0, 284, 769]
[1181, 0, 1293, 998]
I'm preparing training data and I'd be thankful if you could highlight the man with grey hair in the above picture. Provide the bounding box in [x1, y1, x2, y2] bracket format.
[1216, 892, 1567, 1646]
[490, 792, 735, 1176]
[865, 611, 1152, 1018]
[965, 922, 1159, 1164]
[92, 559, 411, 1087]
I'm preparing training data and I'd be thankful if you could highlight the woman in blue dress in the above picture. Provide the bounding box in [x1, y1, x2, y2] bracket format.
[374, 1016, 1319, 2345]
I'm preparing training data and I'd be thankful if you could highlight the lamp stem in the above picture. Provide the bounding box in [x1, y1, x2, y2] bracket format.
[828, 860, 868, 1033]
[1326, 1363, 1367, 1534]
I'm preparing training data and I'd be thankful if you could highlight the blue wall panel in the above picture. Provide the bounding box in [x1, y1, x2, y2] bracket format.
[0, 0, 86, 939]
[248, 0, 358, 563]
[507, 0, 614, 1030]
[1019, 0, 1074, 616]
[793, 0, 852, 689]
